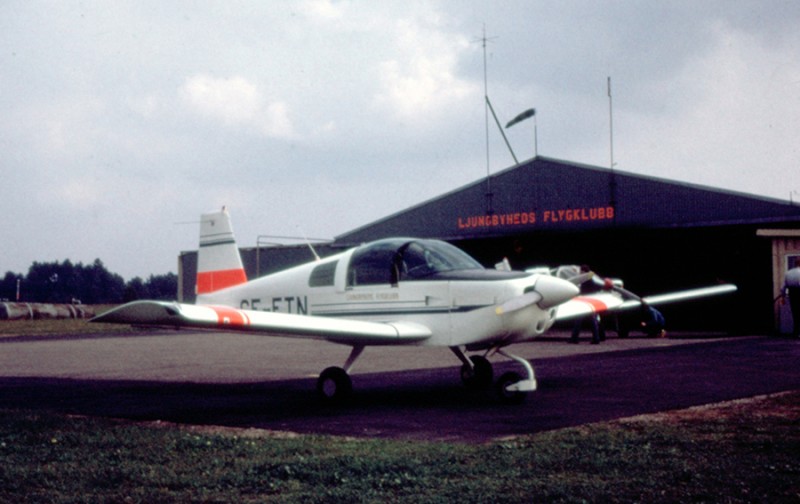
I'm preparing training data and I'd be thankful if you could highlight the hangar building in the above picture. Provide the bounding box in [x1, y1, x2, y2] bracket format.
[179, 156, 800, 333]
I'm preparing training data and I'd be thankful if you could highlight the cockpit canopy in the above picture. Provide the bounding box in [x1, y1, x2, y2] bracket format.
[347, 238, 485, 286]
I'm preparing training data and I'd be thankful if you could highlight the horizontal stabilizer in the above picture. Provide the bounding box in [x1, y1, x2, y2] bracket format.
[91, 301, 432, 344]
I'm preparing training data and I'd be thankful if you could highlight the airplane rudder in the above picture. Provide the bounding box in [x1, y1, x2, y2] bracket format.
[196, 207, 248, 294]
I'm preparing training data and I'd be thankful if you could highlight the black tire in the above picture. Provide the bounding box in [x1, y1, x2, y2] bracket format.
[495, 371, 527, 404]
[316, 366, 353, 403]
[460, 355, 493, 389]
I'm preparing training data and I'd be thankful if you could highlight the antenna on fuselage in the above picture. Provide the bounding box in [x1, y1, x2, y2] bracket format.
[298, 227, 321, 262]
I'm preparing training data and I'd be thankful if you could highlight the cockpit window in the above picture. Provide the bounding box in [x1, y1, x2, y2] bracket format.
[347, 240, 398, 286]
[347, 239, 483, 286]
[309, 260, 338, 287]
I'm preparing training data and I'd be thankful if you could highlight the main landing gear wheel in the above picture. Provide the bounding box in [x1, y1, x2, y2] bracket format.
[495, 371, 527, 405]
[316, 366, 352, 403]
[460, 355, 493, 389]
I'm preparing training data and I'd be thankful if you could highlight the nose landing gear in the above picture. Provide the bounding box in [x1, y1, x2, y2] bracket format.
[451, 346, 536, 404]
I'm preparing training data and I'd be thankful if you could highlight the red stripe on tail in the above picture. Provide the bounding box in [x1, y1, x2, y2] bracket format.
[196, 268, 247, 294]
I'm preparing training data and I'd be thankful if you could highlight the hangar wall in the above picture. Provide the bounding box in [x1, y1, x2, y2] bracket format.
[337, 157, 799, 244]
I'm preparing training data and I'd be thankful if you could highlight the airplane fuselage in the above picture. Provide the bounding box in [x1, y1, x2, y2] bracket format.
[197, 239, 564, 350]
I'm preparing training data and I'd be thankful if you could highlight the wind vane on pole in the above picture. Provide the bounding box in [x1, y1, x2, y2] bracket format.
[506, 108, 537, 157]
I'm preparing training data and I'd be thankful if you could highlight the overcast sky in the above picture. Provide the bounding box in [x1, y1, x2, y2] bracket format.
[2, 1, 799, 280]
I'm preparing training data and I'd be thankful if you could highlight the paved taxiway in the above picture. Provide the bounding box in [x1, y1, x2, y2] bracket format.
[1, 331, 798, 441]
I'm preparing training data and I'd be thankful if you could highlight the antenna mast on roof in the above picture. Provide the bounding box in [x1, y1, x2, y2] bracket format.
[608, 76, 617, 222]
[476, 25, 497, 215]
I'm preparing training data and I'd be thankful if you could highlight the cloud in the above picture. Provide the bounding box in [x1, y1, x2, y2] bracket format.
[12, 96, 108, 163]
[299, 0, 344, 21]
[50, 179, 106, 210]
[617, 19, 800, 195]
[179, 74, 294, 139]
[373, 16, 479, 123]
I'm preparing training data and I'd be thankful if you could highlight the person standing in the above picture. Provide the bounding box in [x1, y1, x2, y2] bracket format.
[784, 262, 800, 337]
[569, 265, 605, 344]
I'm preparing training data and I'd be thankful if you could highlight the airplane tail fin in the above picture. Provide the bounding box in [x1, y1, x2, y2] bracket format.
[196, 207, 248, 295]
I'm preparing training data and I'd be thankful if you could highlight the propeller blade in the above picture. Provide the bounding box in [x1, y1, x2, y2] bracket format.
[567, 272, 595, 286]
[496, 275, 580, 315]
[496, 291, 542, 315]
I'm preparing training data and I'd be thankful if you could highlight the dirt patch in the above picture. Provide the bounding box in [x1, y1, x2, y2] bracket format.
[617, 390, 800, 426]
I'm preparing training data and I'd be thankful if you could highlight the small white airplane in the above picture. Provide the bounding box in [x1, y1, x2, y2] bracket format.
[92, 208, 737, 403]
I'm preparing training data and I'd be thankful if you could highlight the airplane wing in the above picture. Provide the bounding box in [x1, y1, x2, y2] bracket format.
[91, 300, 432, 345]
[554, 284, 737, 321]
[553, 292, 630, 320]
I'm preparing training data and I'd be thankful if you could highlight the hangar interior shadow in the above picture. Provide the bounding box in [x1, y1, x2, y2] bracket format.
[459, 226, 769, 333]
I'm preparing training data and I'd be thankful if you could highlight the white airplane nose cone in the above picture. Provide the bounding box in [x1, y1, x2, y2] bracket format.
[535, 275, 580, 309]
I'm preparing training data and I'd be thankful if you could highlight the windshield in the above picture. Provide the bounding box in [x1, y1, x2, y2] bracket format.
[346, 238, 484, 286]
[398, 240, 483, 279]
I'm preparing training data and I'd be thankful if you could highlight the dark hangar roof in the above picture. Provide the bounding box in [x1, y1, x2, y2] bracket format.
[336, 156, 800, 244]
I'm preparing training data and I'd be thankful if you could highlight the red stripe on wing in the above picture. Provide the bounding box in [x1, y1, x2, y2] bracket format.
[210, 306, 251, 327]
[574, 296, 609, 313]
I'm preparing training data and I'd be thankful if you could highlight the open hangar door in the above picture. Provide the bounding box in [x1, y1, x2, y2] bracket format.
[457, 226, 768, 334]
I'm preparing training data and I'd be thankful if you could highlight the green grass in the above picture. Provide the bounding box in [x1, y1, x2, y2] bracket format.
[1, 392, 798, 503]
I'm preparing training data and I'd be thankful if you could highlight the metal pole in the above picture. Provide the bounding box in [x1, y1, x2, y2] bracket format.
[486, 96, 518, 165]
[482, 26, 492, 215]
[608, 76, 617, 222]
[608, 76, 614, 170]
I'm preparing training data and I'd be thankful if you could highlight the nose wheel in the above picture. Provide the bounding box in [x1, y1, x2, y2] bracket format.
[459, 355, 493, 389]
[451, 346, 536, 404]
[495, 371, 527, 404]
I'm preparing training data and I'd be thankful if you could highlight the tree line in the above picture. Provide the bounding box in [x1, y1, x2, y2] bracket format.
[0, 259, 177, 304]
